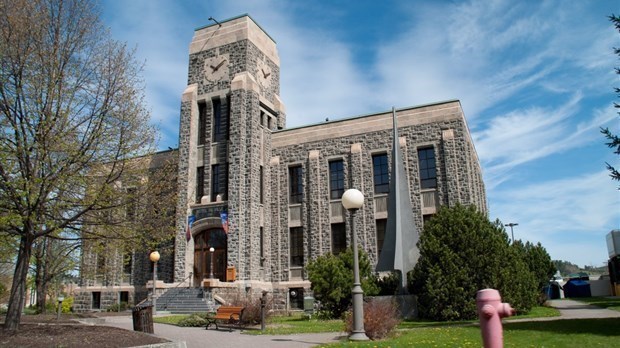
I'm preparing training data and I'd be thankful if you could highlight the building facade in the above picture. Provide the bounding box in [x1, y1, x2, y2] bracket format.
[75, 14, 486, 311]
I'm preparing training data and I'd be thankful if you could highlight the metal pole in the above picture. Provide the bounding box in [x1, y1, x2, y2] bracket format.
[349, 208, 369, 341]
[505, 223, 518, 244]
[152, 260, 157, 315]
[209, 247, 215, 279]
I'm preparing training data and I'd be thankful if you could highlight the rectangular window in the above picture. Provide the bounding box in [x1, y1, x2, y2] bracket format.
[212, 98, 229, 142]
[260, 166, 264, 204]
[418, 147, 437, 189]
[198, 102, 207, 145]
[290, 227, 304, 267]
[329, 160, 344, 200]
[376, 219, 387, 257]
[289, 165, 303, 204]
[372, 153, 389, 194]
[260, 110, 265, 127]
[331, 223, 346, 255]
[211, 164, 220, 201]
[260, 227, 264, 267]
[196, 166, 205, 203]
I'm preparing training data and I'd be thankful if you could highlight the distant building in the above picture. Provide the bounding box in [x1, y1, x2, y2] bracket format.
[75, 14, 486, 311]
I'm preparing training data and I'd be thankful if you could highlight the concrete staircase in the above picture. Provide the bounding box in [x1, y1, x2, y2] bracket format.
[156, 288, 215, 314]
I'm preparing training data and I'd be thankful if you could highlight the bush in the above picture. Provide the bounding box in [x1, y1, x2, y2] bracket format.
[61, 297, 74, 313]
[376, 272, 400, 296]
[409, 204, 538, 321]
[344, 298, 401, 340]
[178, 313, 209, 327]
[307, 248, 379, 319]
[106, 301, 128, 312]
[229, 293, 272, 325]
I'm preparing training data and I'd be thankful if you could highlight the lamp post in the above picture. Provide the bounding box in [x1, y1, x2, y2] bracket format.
[56, 296, 64, 320]
[149, 251, 160, 315]
[504, 223, 518, 244]
[342, 188, 369, 341]
[209, 247, 215, 279]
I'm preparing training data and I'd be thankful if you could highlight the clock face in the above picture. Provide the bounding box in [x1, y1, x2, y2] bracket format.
[204, 54, 229, 83]
[256, 59, 272, 88]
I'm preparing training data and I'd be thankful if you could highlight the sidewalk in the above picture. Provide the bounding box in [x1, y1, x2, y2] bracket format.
[100, 316, 346, 348]
[98, 298, 620, 348]
[547, 298, 620, 319]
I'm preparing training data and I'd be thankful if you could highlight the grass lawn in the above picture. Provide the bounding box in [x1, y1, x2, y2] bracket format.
[316, 318, 620, 347]
[569, 296, 620, 312]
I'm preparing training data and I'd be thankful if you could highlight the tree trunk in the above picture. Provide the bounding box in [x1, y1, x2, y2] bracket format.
[4, 235, 34, 330]
[35, 238, 49, 314]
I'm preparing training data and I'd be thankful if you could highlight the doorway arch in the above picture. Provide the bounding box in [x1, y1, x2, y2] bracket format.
[194, 228, 227, 283]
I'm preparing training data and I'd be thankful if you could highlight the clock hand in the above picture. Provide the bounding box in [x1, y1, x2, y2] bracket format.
[262, 69, 271, 78]
[214, 59, 226, 70]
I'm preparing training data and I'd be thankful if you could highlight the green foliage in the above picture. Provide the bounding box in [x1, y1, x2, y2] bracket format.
[376, 271, 400, 296]
[106, 301, 127, 312]
[61, 297, 74, 313]
[409, 205, 537, 321]
[177, 313, 209, 327]
[513, 241, 555, 298]
[307, 248, 379, 319]
[601, 14, 620, 184]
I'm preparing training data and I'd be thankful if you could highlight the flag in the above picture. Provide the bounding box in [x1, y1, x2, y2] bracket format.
[186, 215, 195, 242]
[220, 212, 228, 234]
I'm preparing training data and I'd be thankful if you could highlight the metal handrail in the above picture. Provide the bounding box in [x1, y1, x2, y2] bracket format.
[159, 272, 194, 310]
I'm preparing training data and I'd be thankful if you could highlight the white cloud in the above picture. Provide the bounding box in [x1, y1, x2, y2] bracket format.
[489, 169, 618, 266]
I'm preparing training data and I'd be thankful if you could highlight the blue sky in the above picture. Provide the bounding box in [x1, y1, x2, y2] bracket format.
[102, 0, 619, 269]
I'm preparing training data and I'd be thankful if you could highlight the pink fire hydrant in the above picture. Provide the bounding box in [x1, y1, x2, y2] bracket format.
[476, 289, 515, 348]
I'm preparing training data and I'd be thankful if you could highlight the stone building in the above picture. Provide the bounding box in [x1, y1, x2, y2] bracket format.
[75, 14, 486, 311]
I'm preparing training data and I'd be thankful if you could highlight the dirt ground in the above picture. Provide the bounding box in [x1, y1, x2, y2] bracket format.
[0, 313, 169, 348]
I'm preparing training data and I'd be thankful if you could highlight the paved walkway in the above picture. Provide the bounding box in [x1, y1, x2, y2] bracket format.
[96, 298, 620, 348]
[99, 316, 346, 348]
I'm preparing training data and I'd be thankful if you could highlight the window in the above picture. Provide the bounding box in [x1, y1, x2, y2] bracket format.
[211, 164, 220, 201]
[289, 165, 303, 204]
[212, 98, 228, 142]
[329, 160, 344, 199]
[260, 227, 264, 267]
[418, 147, 437, 189]
[196, 166, 205, 203]
[372, 153, 389, 194]
[331, 223, 346, 255]
[260, 166, 264, 204]
[376, 219, 387, 257]
[290, 227, 303, 267]
[92, 292, 101, 309]
[211, 164, 228, 202]
[260, 110, 265, 127]
[198, 102, 207, 145]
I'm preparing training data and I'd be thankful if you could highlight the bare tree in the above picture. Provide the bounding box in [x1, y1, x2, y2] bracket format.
[0, 0, 156, 330]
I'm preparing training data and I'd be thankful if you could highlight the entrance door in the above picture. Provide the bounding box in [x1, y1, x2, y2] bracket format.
[194, 228, 227, 283]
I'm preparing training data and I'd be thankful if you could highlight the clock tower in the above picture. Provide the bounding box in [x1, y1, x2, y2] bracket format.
[175, 15, 286, 285]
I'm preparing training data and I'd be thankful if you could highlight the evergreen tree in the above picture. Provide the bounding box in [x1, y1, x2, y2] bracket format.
[601, 14, 620, 184]
[409, 205, 537, 321]
[307, 248, 378, 319]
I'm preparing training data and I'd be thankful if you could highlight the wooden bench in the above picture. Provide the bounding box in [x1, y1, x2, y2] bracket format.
[205, 306, 245, 331]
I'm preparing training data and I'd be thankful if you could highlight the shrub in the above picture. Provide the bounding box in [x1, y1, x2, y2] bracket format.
[344, 298, 401, 340]
[106, 301, 128, 312]
[410, 204, 538, 321]
[178, 313, 209, 327]
[376, 272, 400, 295]
[307, 248, 379, 319]
[61, 297, 74, 313]
[229, 292, 272, 325]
